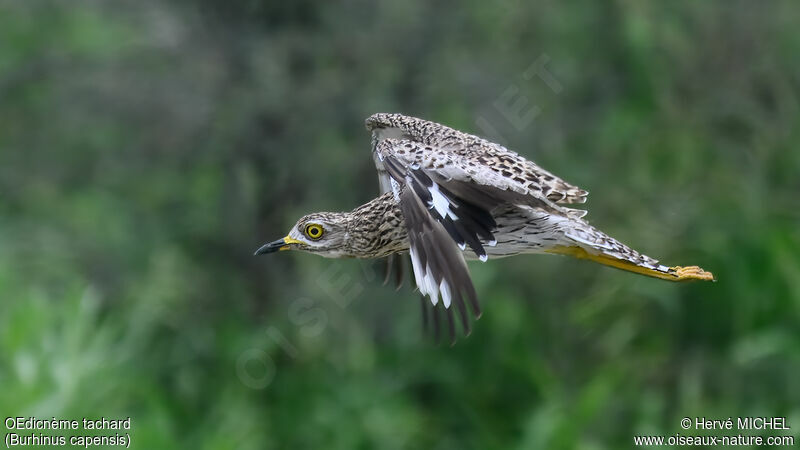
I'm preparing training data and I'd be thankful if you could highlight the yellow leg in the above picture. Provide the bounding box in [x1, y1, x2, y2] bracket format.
[546, 246, 715, 282]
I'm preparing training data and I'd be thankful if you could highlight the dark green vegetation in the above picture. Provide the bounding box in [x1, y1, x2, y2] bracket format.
[1, 1, 799, 448]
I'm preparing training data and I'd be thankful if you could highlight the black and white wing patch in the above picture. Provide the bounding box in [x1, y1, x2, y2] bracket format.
[398, 186, 481, 340]
[380, 154, 497, 262]
[373, 153, 497, 339]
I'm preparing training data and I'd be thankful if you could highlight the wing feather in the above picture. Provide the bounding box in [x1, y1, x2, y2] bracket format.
[395, 179, 480, 339]
[371, 113, 593, 341]
[367, 113, 588, 205]
[381, 151, 497, 261]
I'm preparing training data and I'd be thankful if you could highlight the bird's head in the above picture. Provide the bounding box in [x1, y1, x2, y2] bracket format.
[254, 212, 351, 258]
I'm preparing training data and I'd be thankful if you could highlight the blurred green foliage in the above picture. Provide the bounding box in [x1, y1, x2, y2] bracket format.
[1, 1, 799, 448]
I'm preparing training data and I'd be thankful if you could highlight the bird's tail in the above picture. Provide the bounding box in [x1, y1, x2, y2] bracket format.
[548, 222, 715, 282]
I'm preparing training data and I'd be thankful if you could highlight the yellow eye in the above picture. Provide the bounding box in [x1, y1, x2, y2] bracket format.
[304, 224, 324, 240]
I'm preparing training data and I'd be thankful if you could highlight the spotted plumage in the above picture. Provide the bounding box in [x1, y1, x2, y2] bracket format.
[256, 113, 714, 343]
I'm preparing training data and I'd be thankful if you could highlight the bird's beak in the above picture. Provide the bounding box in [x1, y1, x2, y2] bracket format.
[254, 235, 303, 255]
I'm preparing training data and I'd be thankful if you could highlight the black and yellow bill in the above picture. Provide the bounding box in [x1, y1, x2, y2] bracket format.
[254, 236, 303, 255]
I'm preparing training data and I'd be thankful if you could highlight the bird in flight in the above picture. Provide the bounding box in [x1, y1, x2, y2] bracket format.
[256, 113, 714, 342]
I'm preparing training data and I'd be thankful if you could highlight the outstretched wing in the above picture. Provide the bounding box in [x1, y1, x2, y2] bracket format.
[373, 144, 491, 340]
[398, 184, 482, 341]
[365, 113, 586, 342]
[366, 112, 588, 205]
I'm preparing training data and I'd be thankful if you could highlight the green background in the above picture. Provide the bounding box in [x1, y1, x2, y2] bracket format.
[1, 1, 799, 448]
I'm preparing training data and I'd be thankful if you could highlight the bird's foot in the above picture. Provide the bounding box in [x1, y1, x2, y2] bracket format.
[668, 265, 715, 281]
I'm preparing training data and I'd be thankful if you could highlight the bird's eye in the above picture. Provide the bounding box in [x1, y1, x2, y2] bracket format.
[304, 224, 324, 240]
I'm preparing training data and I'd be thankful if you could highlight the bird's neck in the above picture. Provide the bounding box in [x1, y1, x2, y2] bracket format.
[343, 193, 408, 258]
